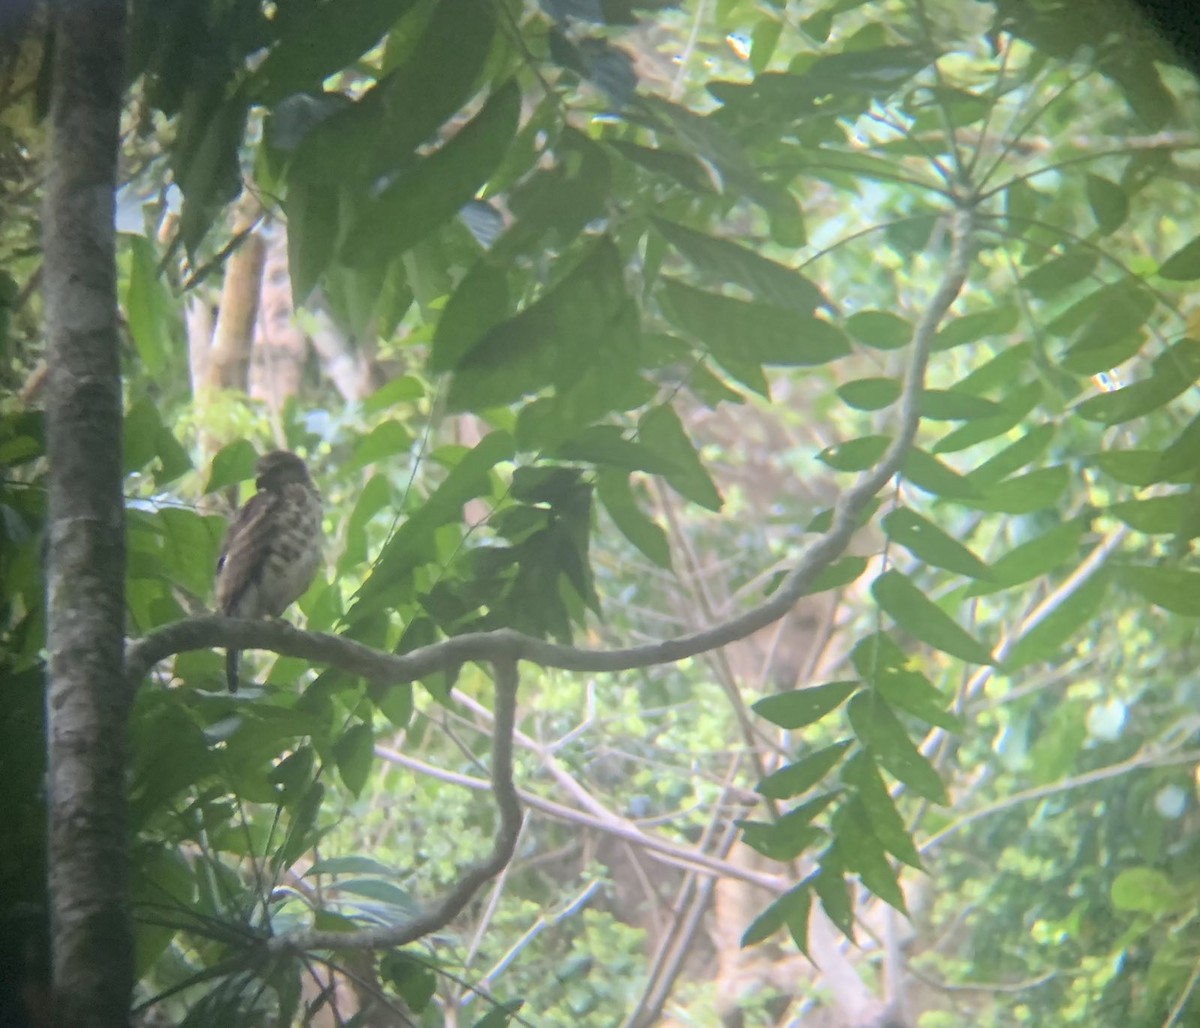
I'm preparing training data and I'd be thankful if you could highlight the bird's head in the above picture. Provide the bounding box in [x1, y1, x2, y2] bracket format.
[255, 450, 311, 491]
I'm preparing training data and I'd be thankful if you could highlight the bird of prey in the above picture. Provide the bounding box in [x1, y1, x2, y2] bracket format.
[214, 450, 322, 692]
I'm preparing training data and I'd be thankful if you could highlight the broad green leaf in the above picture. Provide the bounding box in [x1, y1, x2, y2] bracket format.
[840, 752, 923, 867]
[363, 375, 424, 414]
[1086, 174, 1129, 235]
[307, 855, 396, 877]
[1108, 496, 1187, 534]
[1119, 564, 1200, 615]
[920, 390, 1004, 421]
[872, 570, 993, 665]
[883, 508, 991, 579]
[250, 0, 422, 103]
[1111, 867, 1180, 914]
[803, 556, 870, 595]
[1158, 410, 1200, 478]
[1091, 449, 1176, 487]
[381, 952, 437, 1012]
[659, 278, 850, 367]
[845, 310, 911, 349]
[124, 398, 163, 474]
[1158, 234, 1200, 280]
[753, 681, 859, 729]
[287, 1, 497, 183]
[934, 381, 1043, 454]
[340, 474, 391, 575]
[448, 238, 635, 419]
[652, 218, 828, 313]
[205, 440, 259, 493]
[847, 691, 947, 803]
[638, 405, 723, 511]
[557, 427, 678, 475]
[596, 470, 672, 569]
[334, 722, 375, 797]
[953, 343, 1032, 396]
[1019, 251, 1098, 299]
[279, 782, 325, 869]
[756, 741, 853, 800]
[740, 802, 828, 861]
[818, 435, 889, 472]
[876, 669, 963, 732]
[812, 859, 853, 939]
[125, 236, 171, 376]
[1073, 339, 1200, 424]
[430, 261, 510, 373]
[966, 424, 1056, 489]
[902, 448, 980, 499]
[838, 377, 899, 411]
[741, 883, 810, 948]
[1045, 281, 1154, 353]
[346, 421, 412, 471]
[351, 431, 515, 614]
[933, 304, 1019, 350]
[285, 178, 338, 302]
[832, 798, 907, 912]
[1002, 571, 1109, 670]
[343, 80, 520, 268]
[969, 518, 1087, 595]
[964, 465, 1070, 514]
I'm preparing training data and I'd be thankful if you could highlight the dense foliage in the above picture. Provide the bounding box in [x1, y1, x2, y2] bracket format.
[4, 0, 1200, 1024]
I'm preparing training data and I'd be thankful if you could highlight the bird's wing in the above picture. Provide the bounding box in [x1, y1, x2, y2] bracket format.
[215, 490, 281, 615]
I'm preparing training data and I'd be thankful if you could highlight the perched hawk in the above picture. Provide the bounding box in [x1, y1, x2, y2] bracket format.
[214, 450, 323, 692]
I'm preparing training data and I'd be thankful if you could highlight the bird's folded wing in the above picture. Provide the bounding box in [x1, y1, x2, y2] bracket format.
[215, 491, 280, 614]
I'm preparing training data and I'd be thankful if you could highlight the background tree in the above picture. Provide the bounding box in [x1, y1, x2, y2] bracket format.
[5, 0, 1200, 1025]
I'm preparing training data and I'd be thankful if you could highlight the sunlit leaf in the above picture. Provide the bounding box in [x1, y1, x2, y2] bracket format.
[872, 570, 993, 665]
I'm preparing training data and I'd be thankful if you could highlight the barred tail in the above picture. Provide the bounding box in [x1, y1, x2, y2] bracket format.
[226, 649, 240, 693]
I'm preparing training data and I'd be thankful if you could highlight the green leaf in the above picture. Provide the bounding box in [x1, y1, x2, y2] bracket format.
[969, 518, 1087, 595]
[1002, 571, 1109, 670]
[381, 952, 437, 1012]
[346, 421, 412, 472]
[847, 692, 947, 803]
[1111, 867, 1179, 914]
[933, 305, 1019, 350]
[651, 218, 828, 313]
[818, 435, 889, 472]
[279, 782, 325, 869]
[334, 722, 375, 797]
[596, 470, 672, 569]
[205, 440, 259, 493]
[966, 424, 1056, 489]
[753, 681, 859, 729]
[659, 278, 850, 369]
[343, 79, 520, 268]
[285, 178, 339, 303]
[902, 448, 980, 499]
[125, 236, 171, 376]
[1109, 496, 1188, 534]
[1019, 251, 1098, 299]
[876, 669, 963, 732]
[756, 741, 853, 800]
[430, 260, 510, 373]
[964, 466, 1070, 514]
[812, 858, 853, 939]
[840, 752, 923, 867]
[1073, 339, 1200, 425]
[1158, 234, 1200, 280]
[1086, 174, 1129, 235]
[838, 377, 899, 411]
[845, 310, 911, 349]
[1046, 281, 1154, 353]
[934, 381, 1043, 454]
[364, 375, 424, 415]
[920, 390, 1003, 421]
[832, 798, 907, 912]
[882, 508, 990, 579]
[557, 427, 678, 475]
[741, 883, 811, 948]
[872, 570, 993, 665]
[124, 398, 164, 474]
[251, 0, 423, 103]
[803, 556, 869, 595]
[351, 431, 515, 615]
[1118, 564, 1200, 616]
[638, 405, 723, 511]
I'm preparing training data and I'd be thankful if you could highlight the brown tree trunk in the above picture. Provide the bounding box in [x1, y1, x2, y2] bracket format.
[41, 1, 133, 1025]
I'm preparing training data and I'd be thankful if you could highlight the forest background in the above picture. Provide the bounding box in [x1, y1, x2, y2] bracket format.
[4, 0, 1200, 1025]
